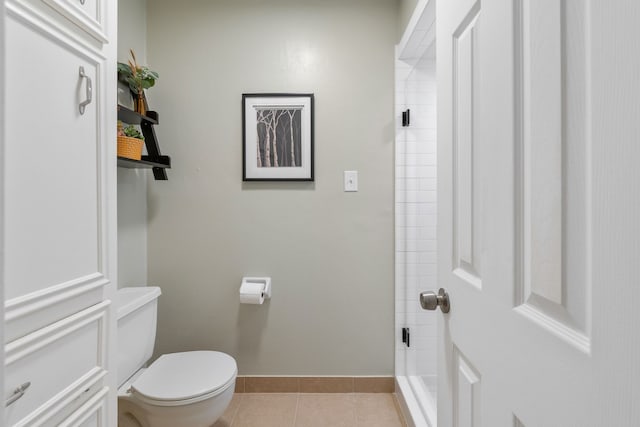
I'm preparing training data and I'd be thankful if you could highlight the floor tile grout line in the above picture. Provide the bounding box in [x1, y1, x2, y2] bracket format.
[228, 394, 240, 427]
[234, 393, 245, 426]
[292, 393, 300, 427]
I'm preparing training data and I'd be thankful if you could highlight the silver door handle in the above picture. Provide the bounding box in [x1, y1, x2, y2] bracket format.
[420, 288, 451, 313]
[78, 66, 92, 115]
[6, 382, 30, 407]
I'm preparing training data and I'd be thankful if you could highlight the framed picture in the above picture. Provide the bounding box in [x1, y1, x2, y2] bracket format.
[242, 93, 314, 181]
[117, 81, 135, 110]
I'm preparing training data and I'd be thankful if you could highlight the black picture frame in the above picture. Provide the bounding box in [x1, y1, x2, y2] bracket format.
[242, 93, 314, 181]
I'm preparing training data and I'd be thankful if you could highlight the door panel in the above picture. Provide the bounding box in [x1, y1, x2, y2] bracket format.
[452, 2, 481, 287]
[4, 6, 109, 340]
[4, 302, 108, 426]
[58, 387, 109, 427]
[453, 347, 481, 427]
[519, 0, 564, 307]
[41, 0, 107, 43]
[5, 13, 101, 300]
[514, 0, 591, 347]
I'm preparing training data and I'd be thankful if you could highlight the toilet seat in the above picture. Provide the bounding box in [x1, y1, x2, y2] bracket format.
[130, 351, 237, 407]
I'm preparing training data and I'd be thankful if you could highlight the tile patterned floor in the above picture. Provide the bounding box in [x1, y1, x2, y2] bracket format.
[213, 393, 407, 427]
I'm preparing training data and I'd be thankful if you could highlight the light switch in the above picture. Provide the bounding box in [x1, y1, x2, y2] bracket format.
[344, 170, 358, 192]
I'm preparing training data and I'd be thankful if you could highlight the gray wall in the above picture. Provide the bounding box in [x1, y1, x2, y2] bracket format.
[146, 0, 397, 375]
[118, 0, 147, 63]
[398, 0, 419, 41]
[117, 0, 148, 288]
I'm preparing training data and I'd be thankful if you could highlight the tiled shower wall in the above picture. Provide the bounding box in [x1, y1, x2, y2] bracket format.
[395, 51, 437, 380]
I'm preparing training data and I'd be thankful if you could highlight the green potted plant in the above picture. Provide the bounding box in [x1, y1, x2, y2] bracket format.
[117, 121, 145, 160]
[118, 49, 159, 115]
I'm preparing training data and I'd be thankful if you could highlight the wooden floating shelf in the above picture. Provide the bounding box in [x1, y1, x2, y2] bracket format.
[117, 105, 158, 125]
[117, 155, 171, 169]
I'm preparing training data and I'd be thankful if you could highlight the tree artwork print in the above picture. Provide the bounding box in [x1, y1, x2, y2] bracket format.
[242, 93, 313, 181]
[255, 108, 302, 168]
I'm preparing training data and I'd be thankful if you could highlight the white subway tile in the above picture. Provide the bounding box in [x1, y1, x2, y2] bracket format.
[418, 178, 437, 191]
[417, 203, 436, 215]
[417, 264, 437, 276]
[418, 252, 437, 264]
[396, 56, 438, 378]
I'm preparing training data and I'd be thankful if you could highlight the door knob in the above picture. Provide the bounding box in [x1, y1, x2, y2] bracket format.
[420, 288, 450, 313]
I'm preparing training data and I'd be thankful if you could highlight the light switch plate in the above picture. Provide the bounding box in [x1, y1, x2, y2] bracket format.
[344, 170, 358, 192]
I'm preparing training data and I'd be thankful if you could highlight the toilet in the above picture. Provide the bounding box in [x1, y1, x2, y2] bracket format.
[116, 286, 237, 427]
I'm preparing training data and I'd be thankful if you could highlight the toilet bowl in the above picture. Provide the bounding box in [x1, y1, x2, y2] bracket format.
[116, 287, 237, 427]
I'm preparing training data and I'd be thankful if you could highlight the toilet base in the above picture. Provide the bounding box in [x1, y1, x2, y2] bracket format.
[118, 381, 234, 427]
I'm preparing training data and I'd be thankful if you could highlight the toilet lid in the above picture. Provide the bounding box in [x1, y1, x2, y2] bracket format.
[131, 351, 237, 403]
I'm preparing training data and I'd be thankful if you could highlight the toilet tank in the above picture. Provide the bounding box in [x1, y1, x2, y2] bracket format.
[116, 286, 162, 386]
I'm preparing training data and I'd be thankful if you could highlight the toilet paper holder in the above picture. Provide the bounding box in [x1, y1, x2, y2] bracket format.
[240, 277, 272, 299]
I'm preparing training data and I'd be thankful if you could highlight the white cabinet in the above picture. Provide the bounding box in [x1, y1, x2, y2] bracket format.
[3, 0, 117, 425]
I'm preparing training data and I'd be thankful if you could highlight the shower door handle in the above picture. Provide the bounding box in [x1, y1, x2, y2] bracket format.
[420, 288, 450, 313]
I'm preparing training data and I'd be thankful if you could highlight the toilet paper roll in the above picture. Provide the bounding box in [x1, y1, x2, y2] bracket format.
[240, 282, 265, 305]
[240, 292, 265, 305]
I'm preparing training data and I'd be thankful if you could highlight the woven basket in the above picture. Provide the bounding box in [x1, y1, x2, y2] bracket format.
[117, 135, 144, 160]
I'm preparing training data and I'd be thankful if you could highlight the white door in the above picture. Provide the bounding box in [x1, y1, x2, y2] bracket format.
[0, 0, 5, 422]
[436, 0, 640, 425]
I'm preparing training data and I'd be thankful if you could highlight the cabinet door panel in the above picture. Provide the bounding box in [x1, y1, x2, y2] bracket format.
[4, 9, 107, 328]
[4, 302, 108, 426]
[58, 387, 108, 427]
[40, 0, 107, 43]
